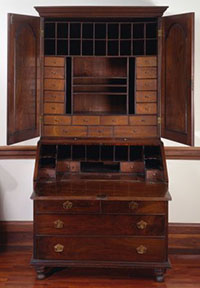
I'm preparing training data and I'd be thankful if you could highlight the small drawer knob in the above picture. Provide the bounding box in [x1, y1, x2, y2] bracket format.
[54, 243, 64, 253]
[136, 220, 148, 230]
[129, 201, 139, 211]
[63, 200, 73, 210]
[54, 219, 64, 229]
[136, 245, 147, 255]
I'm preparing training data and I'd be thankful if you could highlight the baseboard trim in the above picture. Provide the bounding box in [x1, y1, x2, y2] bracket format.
[0, 221, 200, 254]
[0, 146, 200, 160]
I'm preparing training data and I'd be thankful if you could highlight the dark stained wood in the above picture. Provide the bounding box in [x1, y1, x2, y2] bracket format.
[161, 13, 194, 145]
[35, 6, 168, 17]
[7, 14, 40, 144]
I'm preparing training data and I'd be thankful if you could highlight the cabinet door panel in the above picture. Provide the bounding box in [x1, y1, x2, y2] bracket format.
[7, 14, 40, 144]
[161, 13, 194, 145]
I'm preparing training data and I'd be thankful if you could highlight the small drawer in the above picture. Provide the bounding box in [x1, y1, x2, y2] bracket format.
[44, 91, 65, 103]
[38, 168, 56, 180]
[136, 56, 157, 67]
[35, 214, 165, 236]
[44, 79, 65, 91]
[56, 161, 80, 173]
[102, 201, 166, 214]
[129, 116, 157, 126]
[44, 103, 64, 115]
[114, 126, 157, 138]
[146, 170, 164, 182]
[35, 200, 100, 214]
[136, 103, 157, 114]
[36, 236, 166, 262]
[44, 57, 65, 67]
[43, 125, 87, 137]
[136, 67, 157, 79]
[136, 91, 157, 103]
[72, 116, 100, 125]
[136, 79, 157, 91]
[88, 126, 113, 137]
[100, 116, 128, 126]
[44, 116, 71, 125]
[44, 67, 65, 79]
[120, 162, 144, 173]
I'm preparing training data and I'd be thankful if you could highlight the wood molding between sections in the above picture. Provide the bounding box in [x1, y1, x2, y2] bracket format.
[0, 146, 200, 160]
[0, 221, 200, 254]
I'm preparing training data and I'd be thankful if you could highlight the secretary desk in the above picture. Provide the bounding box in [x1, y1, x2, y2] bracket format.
[7, 6, 194, 282]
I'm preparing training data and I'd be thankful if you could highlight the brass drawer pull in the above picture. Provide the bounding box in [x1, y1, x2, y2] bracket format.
[129, 201, 139, 211]
[136, 220, 148, 230]
[54, 219, 64, 229]
[136, 245, 147, 255]
[63, 201, 73, 210]
[54, 243, 64, 253]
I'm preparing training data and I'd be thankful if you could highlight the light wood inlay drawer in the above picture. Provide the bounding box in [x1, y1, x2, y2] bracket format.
[129, 116, 157, 126]
[114, 126, 157, 138]
[136, 79, 157, 91]
[36, 236, 166, 262]
[35, 200, 100, 214]
[44, 116, 71, 125]
[44, 103, 64, 115]
[44, 57, 65, 67]
[136, 91, 157, 103]
[136, 103, 157, 114]
[136, 56, 157, 67]
[136, 67, 157, 79]
[44, 79, 65, 91]
[102, 201, 166, 214]
[88, 126, 113, 137]
[120, 162, 144, 173]
[44, 67, 65, 79]
[35, 214, 165, 236]
[44, 91, 65, 103]
[43, 125, 87, 137]
[72, 116, 100, 125]
[100, 116, 128, 125]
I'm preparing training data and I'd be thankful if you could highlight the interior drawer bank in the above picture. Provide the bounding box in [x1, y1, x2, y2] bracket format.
[35, 214, 165, 236]
[35, 236, 166, 262]
[35, 200, 166, 214]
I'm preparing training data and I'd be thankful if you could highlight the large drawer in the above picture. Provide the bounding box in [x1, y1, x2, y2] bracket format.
[102, 201, 166, 214]
[35, 200, 100, 214]
[35, 214, 165, 236]
[35, 236, 166, 262]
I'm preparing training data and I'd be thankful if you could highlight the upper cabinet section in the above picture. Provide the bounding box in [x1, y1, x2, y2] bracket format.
[7, 14, 40, 144]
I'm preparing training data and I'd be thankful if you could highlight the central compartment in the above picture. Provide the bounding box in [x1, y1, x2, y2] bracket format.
[66, 57, 135, 115]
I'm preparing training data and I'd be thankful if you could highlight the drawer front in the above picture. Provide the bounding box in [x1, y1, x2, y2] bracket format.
[43, 125, 87, 137]
[136, 79, 157, 91]
[44, 57, 65, 67]
[56, 161, 80, 173]
[88, 126, 113, 137]
[136, 56, 157, 67]
[44, 67, 65, 79]
[120, 162, 144, 173]
[44, 91, 65, 103]
[35, 200, 100, 214]
[72, 116, 100, 125]
[36, 236, 166, 262]
[44, 79, 65, 91]
[129, 115, 157, 126]
[136, 67, 157, 79]
[100, 116, 128, 125]
[102, 201, 166, 214]
[114, 126, 157, 138]
[35, 214, 165, 236]
[146, 170, 164, 182]
[44, 103, 64, 114]
[136, 91, 157, 103]
[44, 116, 71, 125]
[136, 103, 157, 114]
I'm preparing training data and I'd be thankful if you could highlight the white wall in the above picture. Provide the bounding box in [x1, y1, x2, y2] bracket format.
[0, 0, 200, 222]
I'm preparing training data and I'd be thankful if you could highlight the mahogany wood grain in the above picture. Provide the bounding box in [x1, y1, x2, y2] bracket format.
[43, 126, 87, 137]
[114, 126, 157, 138]
[136, 67, 157, 79]
[136, 91, 157, 103]
[129, 116, 157, 126]
[100, 116, 128, 125]
[44, 79, 65, 91]
[136, 103, 157, 114]
[44, 103, 65, 114]
[120, 162, 144, 173]
[136, 79, 157, 91]
[88, 126, 113, 137]
[44, 57, 65, 67]
[72, 116, 100, 125]
[44, 67, 65, 79]
[44, 91, 65, 103]
[136, 57, 157, 67]
[44, 115, 71, 125]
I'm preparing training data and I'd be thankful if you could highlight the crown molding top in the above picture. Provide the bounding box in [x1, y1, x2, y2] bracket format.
[34, 6, 168, 18]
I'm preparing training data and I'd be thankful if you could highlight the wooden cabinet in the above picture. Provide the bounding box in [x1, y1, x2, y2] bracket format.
[7, 6, 194, 282]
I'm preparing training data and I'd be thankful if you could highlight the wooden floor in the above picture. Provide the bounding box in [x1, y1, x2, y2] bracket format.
[0, 249, 200, 288]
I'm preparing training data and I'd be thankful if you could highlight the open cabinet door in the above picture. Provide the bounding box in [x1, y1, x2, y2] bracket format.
[161, 13, 194, 145]
[7, 14, 40, 144]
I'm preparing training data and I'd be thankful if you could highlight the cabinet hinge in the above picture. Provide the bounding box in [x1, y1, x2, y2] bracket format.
[158, 29, 162, 37]
[157, 117, 161, 125]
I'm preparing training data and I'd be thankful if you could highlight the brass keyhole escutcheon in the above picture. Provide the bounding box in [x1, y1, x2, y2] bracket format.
[136, 220, 148, 230]
[54, 219, 64, 229]
[63, 201, 73, 210]
[129, 201, 139, 211]
[136, 245, 147, 255]
[54, 244, 64, 253]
